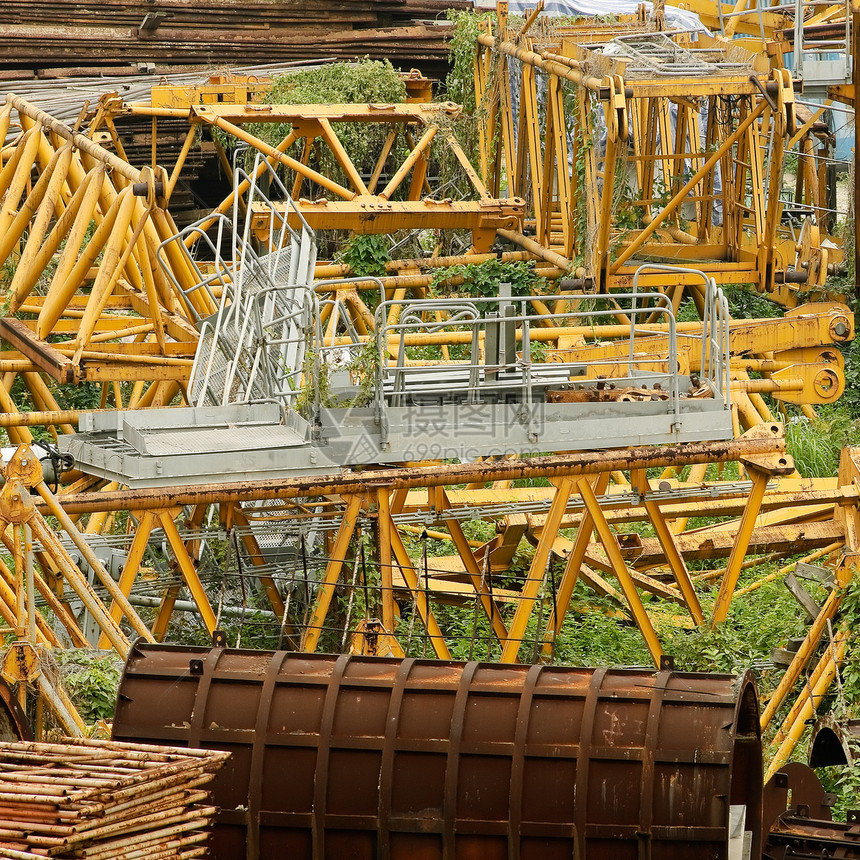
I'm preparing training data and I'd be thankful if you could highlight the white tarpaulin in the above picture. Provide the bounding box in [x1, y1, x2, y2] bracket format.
[473, 0, 709, 34]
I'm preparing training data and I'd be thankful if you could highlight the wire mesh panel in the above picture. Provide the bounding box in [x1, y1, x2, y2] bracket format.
[184, 154, 317, 408]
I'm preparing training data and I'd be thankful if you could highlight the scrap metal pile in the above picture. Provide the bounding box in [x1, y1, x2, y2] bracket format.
[0, 0, 470, 81]
[0, 0, 855, 806]
[0, 738, 226, 860]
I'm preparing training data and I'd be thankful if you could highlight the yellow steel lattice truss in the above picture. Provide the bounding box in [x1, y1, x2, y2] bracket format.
[0, 61, 855, 766]
[475, 16, 844, 304]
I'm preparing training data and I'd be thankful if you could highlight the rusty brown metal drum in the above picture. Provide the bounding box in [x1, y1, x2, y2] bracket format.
[112, 644, 763, 860]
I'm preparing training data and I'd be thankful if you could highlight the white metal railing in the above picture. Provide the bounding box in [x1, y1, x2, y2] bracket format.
[631, 264, 731, 412]
[185, 153, 317, 408]
[371, 275, 730, 445]
[793, 0, 851, 85]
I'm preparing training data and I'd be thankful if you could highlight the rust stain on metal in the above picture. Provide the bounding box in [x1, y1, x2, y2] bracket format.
[0, 678, 31, 742]
[113, 645, 764, 860]
[42, 432, 785, 515]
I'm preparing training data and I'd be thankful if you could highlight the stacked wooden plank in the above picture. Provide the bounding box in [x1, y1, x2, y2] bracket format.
[0, 0, 472, 81]
[0, 738, 228, 860]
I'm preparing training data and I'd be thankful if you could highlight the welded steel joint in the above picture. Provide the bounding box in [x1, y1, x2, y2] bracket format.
[0, 447, 42, 524]
[739, 451, 796, 477]
[1, 642, 39, 686]
[602, 74, 628, 143]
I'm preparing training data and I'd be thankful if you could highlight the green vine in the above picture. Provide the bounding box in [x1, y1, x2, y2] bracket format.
[571, 90, 596, 269]
[444, 10, 501, 186]
[340, 234, 390, 277]
[299, 338, 380, 414]
[429, 259, 549, 297]
[445, 10, 492, 113]
[226, 59, 407, 185]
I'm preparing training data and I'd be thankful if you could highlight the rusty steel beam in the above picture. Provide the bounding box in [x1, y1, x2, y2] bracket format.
[38, 429, 786, 515]
[0, 318, 74, 383]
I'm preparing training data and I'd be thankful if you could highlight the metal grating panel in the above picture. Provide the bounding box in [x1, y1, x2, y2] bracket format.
[129, 424, 306, 457]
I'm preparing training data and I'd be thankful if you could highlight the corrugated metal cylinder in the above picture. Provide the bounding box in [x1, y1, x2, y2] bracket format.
[112, 644, 762, 860]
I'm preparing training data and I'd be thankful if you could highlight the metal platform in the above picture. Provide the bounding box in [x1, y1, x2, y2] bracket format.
[63, 263, 735, 488]
[62, 404, 333, 488]
[60, 169, 734, 487]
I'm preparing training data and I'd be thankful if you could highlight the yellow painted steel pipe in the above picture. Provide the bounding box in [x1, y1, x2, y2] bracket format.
[0, 126, 43, 241]
[579, 476, 664, 663]
[735, 542, 842, 595]
[187, 129, 298, 246]
[749, 390, 776, 422]
[6, 94, 140, 182]
[27, 515, 130, 656]
[730, 378, 804, 393]
[315, 251, 543, 279]
[199, 110, 355, 201]
[35, 482, 155, 644]
[73, 186, 139, 360]
[301, 495, 362, 653]
[330, 309, 847, 348]
[478, 33, 607, 93]
[497, 228, 580, 274]
[42, 185, 125, 333]
[0, 104, 12, 151]
[158, 510, 217, 634]
[501, 477, 575, 663]
[711, 468, 772, 624]
[735, 393, 766, 428]
[22, 373, 75, 436]
[611, 97, 769, 272]
[380, 124, 438, 200]
[0, 143, 67, 265]
[98, 511, 156, 650]
[0, 126, 39, 204]
[8, 146, 74, 314]
[0, 527, 89, 647]
[320, 268, 558, 292]
[0, 384, 33, 447]
[765, 631, 848, 780]
[34, 166, 105, 338]
[759, 587, 844, 729]
[87, 323, 155, 344]
[317, 116, 369, 195]
[389, 520, 452, 659]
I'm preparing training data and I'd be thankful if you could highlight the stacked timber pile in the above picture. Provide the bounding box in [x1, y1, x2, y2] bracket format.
[0, 0, 472, 81]
[0, 738, 227, 860]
